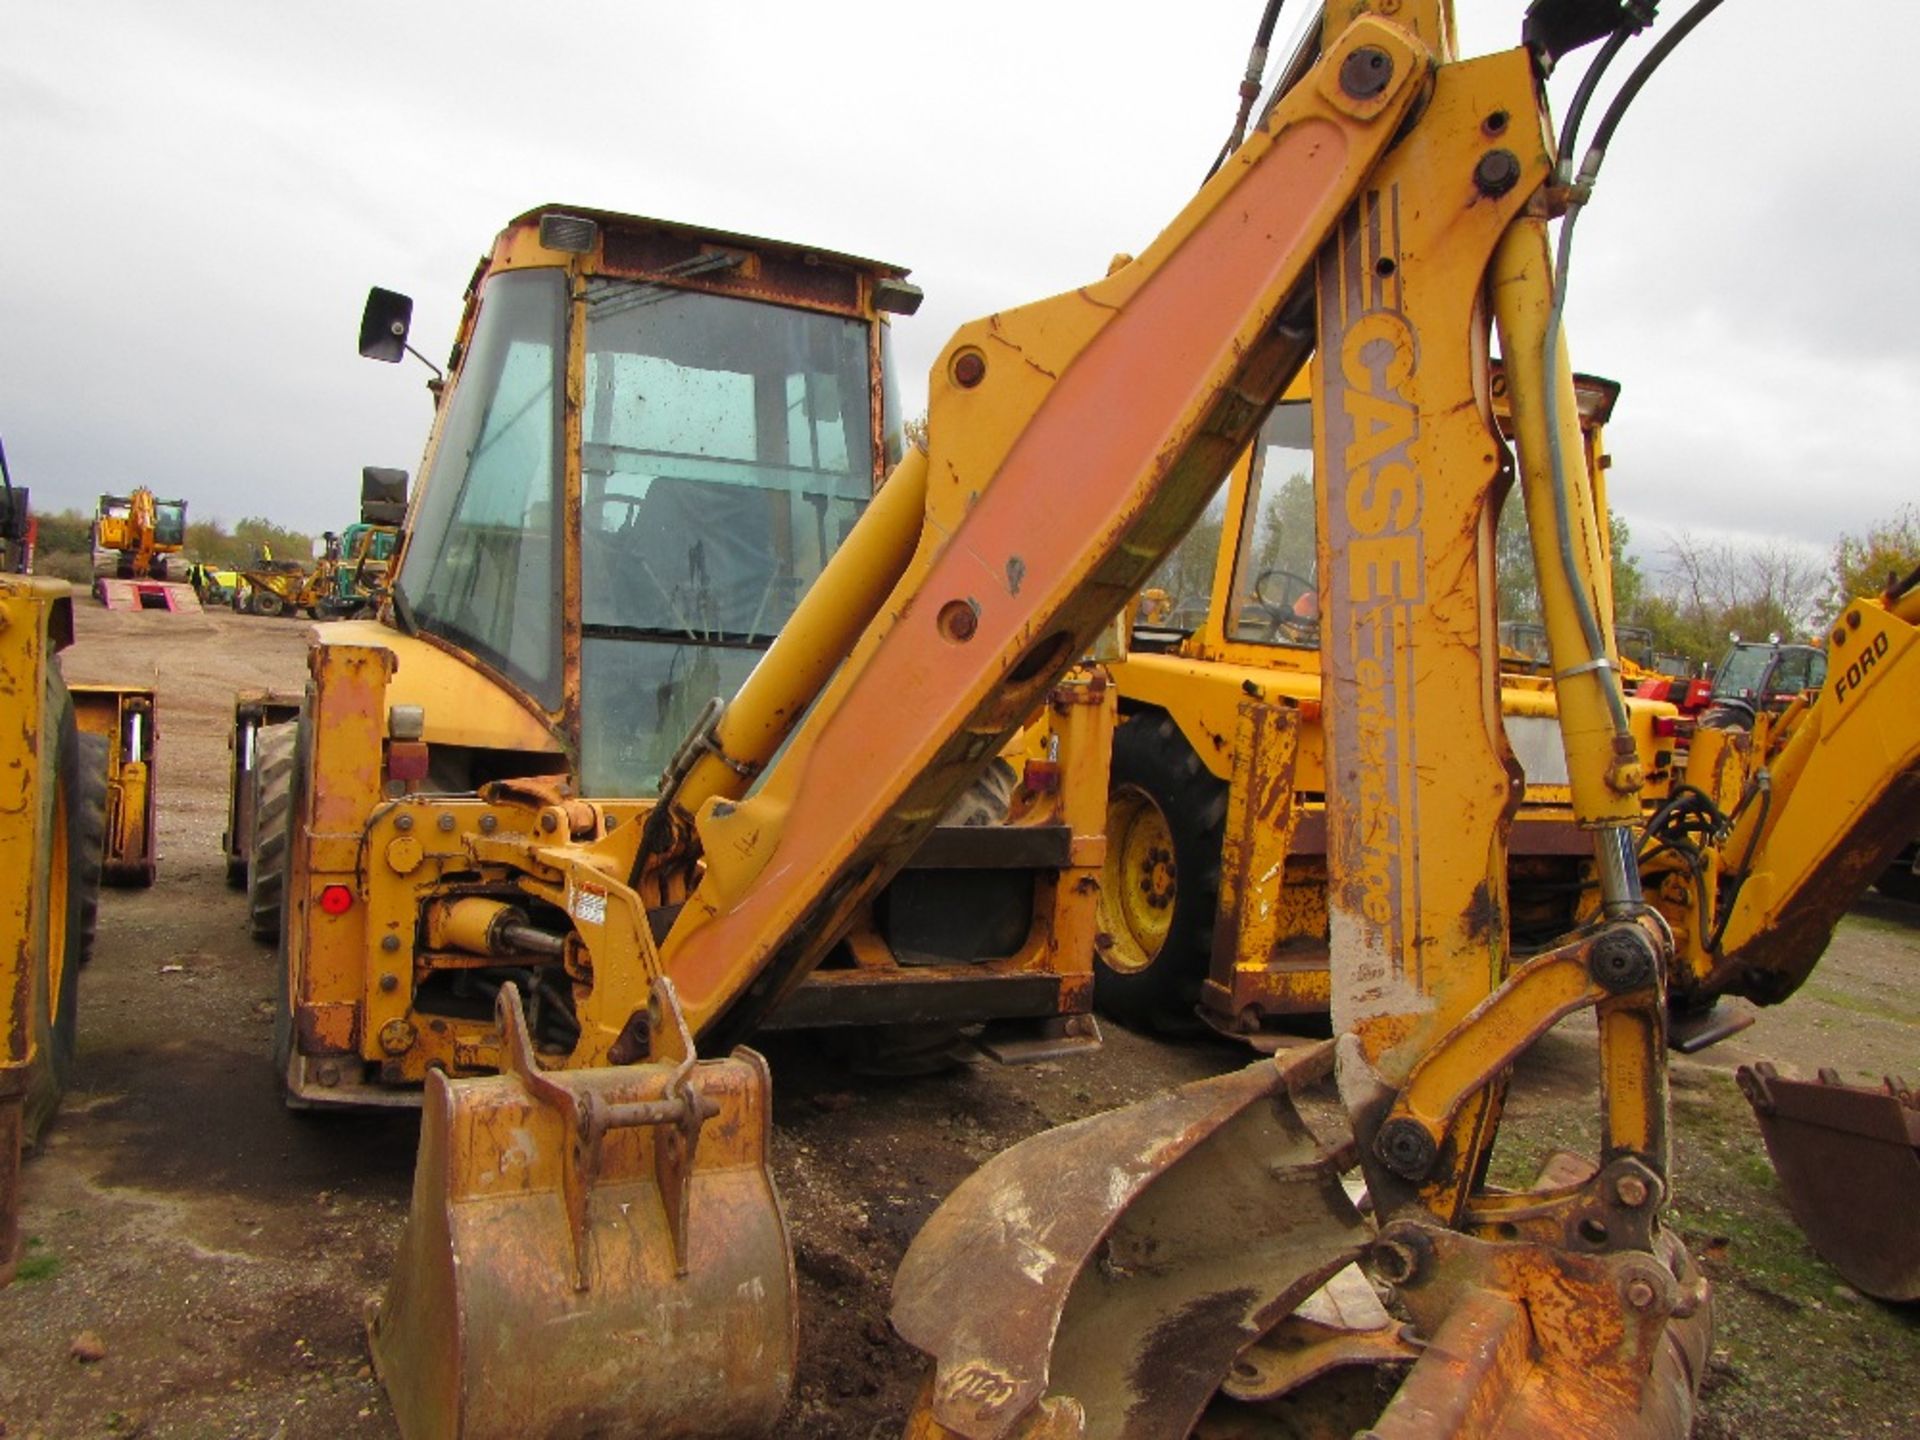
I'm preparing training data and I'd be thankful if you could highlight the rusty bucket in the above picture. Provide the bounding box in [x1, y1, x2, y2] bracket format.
[1737, 1062, 1920, 1302]
[893, 1045, 1372, 1439]
[368, 983, 795, 1439]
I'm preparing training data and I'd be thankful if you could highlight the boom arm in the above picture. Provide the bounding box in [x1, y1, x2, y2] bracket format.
[513, 14, 1439, 1064]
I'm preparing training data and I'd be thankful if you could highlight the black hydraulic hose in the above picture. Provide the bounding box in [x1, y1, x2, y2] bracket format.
[1540, 0, 1732, 741]
[1555, 27, 1634, 182]
[1205, 0, 1288, 181]
[1584, 0, 1729, 167]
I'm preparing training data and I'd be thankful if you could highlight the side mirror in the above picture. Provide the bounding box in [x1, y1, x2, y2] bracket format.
[360, 287, 415, 363]
[361, 467, 409, 526]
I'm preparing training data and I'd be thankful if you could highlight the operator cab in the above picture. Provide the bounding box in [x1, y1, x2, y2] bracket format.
[1129, 396, 1318, 657]
[1701, 637, 1826, 729]
[365, 206, 921, 795]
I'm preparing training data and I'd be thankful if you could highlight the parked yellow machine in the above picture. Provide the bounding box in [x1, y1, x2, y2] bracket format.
[91, 486, 187, 580]
[894, 6, 1919, 1438]
[70, 684, 158, 887]
[1096, 368, 1680, 1034]
[241, 204, 1108, 1134]
[0, 576, 105, 1284]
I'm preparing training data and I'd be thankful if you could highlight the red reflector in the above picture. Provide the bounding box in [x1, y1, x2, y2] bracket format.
[1652, 716, 1679, 738]
[1023, 759, 1061, 795]
[320, 884, 354, 916]
[388, 739, 430, 782]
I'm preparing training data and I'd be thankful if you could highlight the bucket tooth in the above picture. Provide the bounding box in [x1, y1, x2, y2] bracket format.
[369, 982, 795, 1439]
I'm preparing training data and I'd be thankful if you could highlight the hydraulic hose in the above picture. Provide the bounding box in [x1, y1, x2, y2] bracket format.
[1206, 0, 1288, 180]
[1540, 0, 1734, 745]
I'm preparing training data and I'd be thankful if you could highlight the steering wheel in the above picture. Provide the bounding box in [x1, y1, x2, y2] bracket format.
[1253, 567, 1315, 611]
[1246, 568, 1318, 645]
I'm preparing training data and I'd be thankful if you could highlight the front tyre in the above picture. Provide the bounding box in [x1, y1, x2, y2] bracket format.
[1093, 713, 1227, 1029]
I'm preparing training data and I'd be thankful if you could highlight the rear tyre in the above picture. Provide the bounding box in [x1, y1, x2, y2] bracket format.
[247, 724, 298, 942]
[252, 590, 285, 619]
[266, 719, 312, 1101]
[71, 734, 108, 965]
[1093, 713, 1227, 1029]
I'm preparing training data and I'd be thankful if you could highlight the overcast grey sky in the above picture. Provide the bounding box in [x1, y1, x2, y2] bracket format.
[4, 0, 1914, 566]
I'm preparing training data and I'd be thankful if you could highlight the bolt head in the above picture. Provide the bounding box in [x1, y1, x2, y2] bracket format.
[1474, 149, 1522, 199]
[1339, 46, 1394, 101]
[1374, 1118, 1439, 1180]
[1625, 1278, 1658, 1311]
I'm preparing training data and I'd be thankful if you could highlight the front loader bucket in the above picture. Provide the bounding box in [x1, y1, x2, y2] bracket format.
[893, 1044, 1371, 1439]
[1737, 1062, 1920, 1302]
[369, 983, 795, 1439]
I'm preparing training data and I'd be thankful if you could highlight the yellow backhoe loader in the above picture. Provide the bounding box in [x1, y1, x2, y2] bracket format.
[1095, 365, 1684, 1036]
[242, 204, 1108, 1141]
[0, 576, 106, 1284]
[182, 0, 1896, 1433]
[891, 5, 1919, 1438]
[321, 2, 1851, 1434]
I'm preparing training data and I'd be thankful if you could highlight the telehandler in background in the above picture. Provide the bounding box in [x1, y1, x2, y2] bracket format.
[0, 575, 106, 1285]
[894, 4, 1919, 1437]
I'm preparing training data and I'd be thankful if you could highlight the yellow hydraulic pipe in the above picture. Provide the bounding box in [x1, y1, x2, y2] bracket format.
[1491, 218, 1641, 830]
[669, 447, 930, 821]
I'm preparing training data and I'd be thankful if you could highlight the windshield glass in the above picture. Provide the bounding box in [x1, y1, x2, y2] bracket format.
[1711, 644, 1773, 700]
[397, 268, 566, 708]
[154, 502, 187, 546]
[1712, 644, 1826, 701]
[577, 278, 875, 795]
[1225, 401, 1318, 648]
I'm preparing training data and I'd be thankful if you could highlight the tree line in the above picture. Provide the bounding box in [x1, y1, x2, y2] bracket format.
[1498, 500, 1919, 670]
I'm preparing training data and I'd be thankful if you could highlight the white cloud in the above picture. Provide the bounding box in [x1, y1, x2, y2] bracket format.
[2, 0, 1914, 561]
